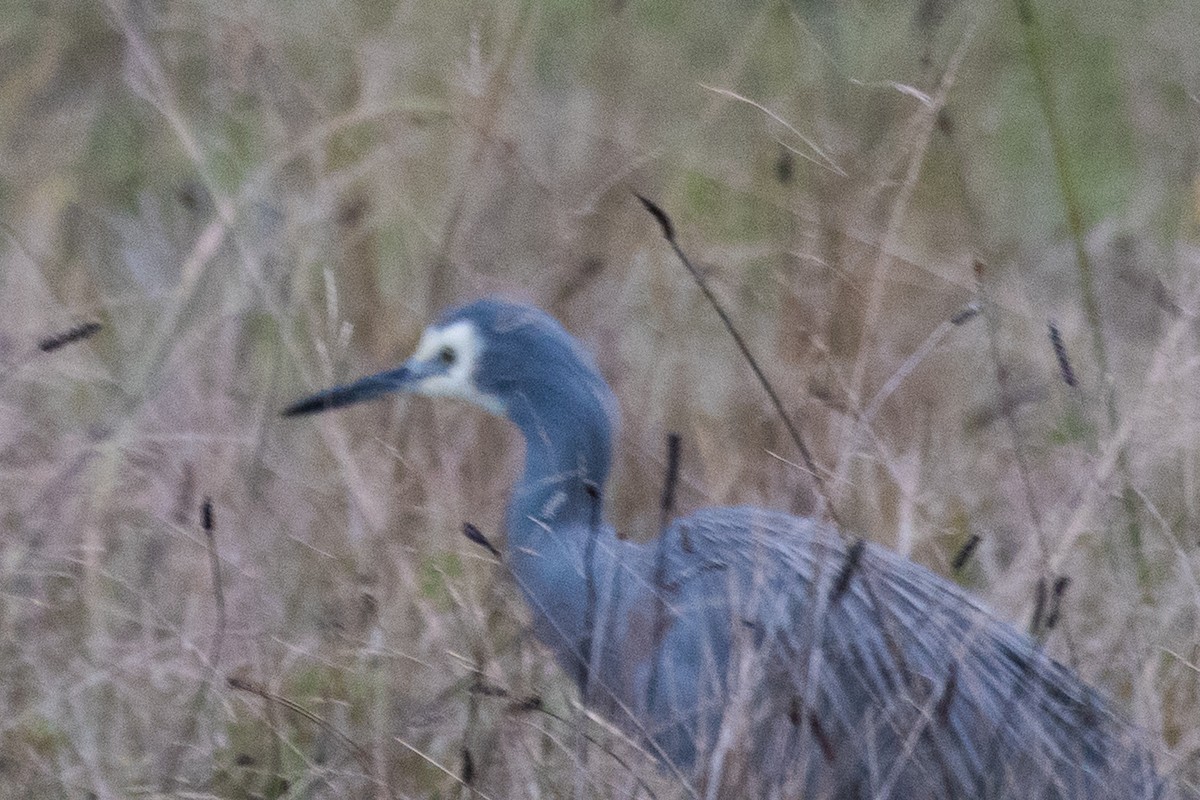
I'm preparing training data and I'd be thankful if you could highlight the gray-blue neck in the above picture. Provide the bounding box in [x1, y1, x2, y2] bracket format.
[505, 390, 613, 534]
[499, 381, 619, 678]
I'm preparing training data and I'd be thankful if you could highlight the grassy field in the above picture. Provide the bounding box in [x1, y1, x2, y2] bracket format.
[2, 0, 1199, 797]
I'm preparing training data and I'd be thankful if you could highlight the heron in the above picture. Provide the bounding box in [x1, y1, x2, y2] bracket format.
[284, 298, 1170, 799]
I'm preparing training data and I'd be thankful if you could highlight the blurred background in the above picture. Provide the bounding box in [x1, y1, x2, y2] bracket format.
[1, 0, 1198, 796]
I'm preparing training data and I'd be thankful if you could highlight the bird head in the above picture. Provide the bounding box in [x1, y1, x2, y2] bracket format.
[282, 298, 615, 433]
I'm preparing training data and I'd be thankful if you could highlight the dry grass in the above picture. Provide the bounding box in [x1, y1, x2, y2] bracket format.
[1, 0, 1198, 797]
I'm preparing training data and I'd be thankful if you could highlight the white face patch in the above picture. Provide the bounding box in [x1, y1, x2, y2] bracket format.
[409, 320, 505, 415]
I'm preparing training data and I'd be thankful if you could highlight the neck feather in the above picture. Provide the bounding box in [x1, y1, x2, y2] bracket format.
[501, 389, 617, 675]
[506, 390, 613, 534]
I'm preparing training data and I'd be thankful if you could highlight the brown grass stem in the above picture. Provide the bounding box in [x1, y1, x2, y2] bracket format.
[973, 262, 1074, 655]
[836, 13, 979, 496]
[160, 498, 228, 791]
[227, 676, 397, 797]
[636, 193, 837, 527]
[1012, 0, 1142, 564]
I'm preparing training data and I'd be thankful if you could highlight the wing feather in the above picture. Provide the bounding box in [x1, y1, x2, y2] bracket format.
[646, 506, 1162, 799]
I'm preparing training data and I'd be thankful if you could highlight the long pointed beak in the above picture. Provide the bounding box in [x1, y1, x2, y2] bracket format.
[282, 362, 428, 417]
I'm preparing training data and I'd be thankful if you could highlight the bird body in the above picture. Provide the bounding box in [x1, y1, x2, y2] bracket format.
[286, 299, 1169, 799]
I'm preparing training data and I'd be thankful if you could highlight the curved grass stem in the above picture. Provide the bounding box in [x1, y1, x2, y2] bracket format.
[1013, 0, 1144, 572]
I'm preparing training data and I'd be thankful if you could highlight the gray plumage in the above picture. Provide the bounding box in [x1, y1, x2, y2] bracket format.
[285, 298, 1174, 799]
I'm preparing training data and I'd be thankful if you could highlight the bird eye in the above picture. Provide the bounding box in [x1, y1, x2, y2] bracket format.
[438, 346, 457, 366]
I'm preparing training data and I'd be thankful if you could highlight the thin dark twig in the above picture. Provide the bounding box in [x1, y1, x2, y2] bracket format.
[636, 194, 835, 523]
[658, 432, 682, 533]
[950, 303, 981, 326]
[460, 747, 475, 786]
[1045, 575, 1071, 631]
[466, 679, 542, 711]
[1048, 322, 1077, 388]
[1, 321, 104, 390]
[468, 677, 512, 698]
[458, 665, 486, 800]
[161, 497, 228, 790]
[952, 534, 981, 571]
[202, 498, 226, 664]
[580, 481, 603, 698]
[463, 523, 502, 560]
[830, 539, 867, 603]
[647, 433, 683, 713]
[575, 480, 605, 800]
[508, 695, 544, 713]
[38, 321, 102, 353]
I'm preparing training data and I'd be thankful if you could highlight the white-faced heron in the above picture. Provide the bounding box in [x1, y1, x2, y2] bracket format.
[285, 298, 1173, 799]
